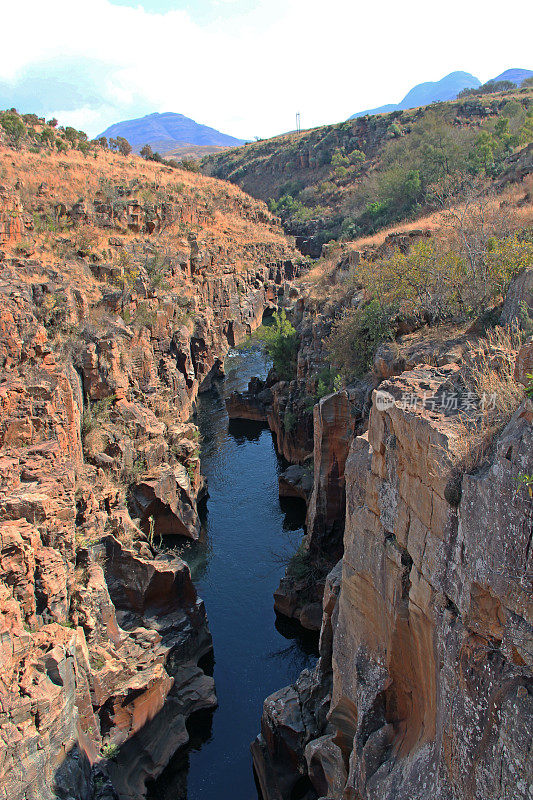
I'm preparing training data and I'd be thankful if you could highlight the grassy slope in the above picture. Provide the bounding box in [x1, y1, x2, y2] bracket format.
[201, 88, 533, 251]
[0, 131, 296, 271]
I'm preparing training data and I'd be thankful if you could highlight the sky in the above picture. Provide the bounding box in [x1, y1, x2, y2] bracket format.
[0, 0, 531, 140]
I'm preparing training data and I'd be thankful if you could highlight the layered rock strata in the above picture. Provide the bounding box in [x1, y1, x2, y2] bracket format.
[253, 350, 533, 800]
[0, 155, 303, 798]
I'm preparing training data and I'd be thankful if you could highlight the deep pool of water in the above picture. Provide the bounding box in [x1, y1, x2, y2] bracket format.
[148, 344, 318, 800]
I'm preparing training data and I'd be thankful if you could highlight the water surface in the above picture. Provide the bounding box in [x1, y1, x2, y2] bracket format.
[149, 344, 318, 800]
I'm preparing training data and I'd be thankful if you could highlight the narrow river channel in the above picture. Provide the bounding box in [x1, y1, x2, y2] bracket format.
[148, 343, 318, 800]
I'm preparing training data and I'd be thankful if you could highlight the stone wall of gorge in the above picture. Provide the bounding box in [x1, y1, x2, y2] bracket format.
[252, 333, 533, 800]
[0, 221, 302, 799]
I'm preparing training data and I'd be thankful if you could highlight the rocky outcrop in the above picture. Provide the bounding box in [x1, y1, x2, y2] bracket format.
[500, 265, 533, 326]
[0, 142, 304, 799]
[227, 374, 315, 463]
[0, 187, 25, 246]
[272, 383, 371, 631]
[255, 360, 533, 800]
[278, 464, 313, 502]
[253, 561, 342, 799]
[516, 335, 533, 386]
[130, 464, 202, 540]
[305, 390, 357, 560]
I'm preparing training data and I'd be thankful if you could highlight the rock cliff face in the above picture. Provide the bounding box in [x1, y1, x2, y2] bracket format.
[0, 140, 303, 799]
[253, 346, 533, 800]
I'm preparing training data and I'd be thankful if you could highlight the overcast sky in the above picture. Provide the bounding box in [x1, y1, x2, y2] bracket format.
[0, 0, 531, 139]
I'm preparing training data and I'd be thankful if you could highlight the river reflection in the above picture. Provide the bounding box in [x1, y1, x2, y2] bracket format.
[148, 344, 318, 800]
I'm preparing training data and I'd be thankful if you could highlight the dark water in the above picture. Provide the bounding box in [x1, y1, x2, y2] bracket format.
[149, 344, 318, 800]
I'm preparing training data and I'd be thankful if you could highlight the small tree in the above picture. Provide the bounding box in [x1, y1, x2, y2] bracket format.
[116, 136, 132, 157]
[140, 144, 153, 160]
[327, 300, 394, 379]
[1, 113, 25, 145]
[255, 309, 298, 380]
[180, 158, 200, 172]
[64, 126, 78, 145]
[40, 127, 55, 147]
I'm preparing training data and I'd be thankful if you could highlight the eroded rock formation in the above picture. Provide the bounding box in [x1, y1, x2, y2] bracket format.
[0, 142, 304, 799]
[253, 351, 533, 800]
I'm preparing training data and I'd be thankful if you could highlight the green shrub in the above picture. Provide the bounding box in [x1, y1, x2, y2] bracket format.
[1, 112, 25, 145]
[468, 119, 518, 175]
[283, 410, 296, 432]
[82, 395, 115, 437]
[180, 158, 200, 172]
[355, 235, 533, 324]
[287, 542, 312, 579]
[286, 541, 327, 586]
[327, 299, 394, 379]
[517, 473, 533, 498]
[255, 309, 298, 380]
[101, 742, 119, 760]
[40, 127, 55, 147]
[331, 148, 349, 168]
[314, 366, 342, 399]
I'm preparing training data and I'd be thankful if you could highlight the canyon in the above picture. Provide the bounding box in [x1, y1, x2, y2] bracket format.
[226, 245, 533, 799]
[0, 136, 309, 799]
[0, 108, 532, 800]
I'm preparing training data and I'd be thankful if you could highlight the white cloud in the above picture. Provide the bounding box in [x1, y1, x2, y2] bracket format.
[0, 0, 531, 138]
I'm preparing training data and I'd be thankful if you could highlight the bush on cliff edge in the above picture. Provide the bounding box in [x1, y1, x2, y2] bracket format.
[255, 309, 298, 380]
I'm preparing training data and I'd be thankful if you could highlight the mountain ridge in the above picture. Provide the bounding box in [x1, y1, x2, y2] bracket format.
[349, 71, 481, 119]
[98, 111, 246, 154]
[349, 67, 532, 119]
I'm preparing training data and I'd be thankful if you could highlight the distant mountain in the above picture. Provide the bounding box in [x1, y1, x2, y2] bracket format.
[97, 112, 245, 154]
[350, 71, 481, 119]
[349, 68, 533, 120]
[350, 103, 398, 118]
[490, 68, 533, 85]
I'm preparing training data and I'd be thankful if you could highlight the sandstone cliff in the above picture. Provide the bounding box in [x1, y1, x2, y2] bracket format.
[0, 139, 303, 799]
[252, 320, 533, 800]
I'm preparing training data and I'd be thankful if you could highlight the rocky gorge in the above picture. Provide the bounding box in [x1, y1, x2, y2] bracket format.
[0, 111, 532, 800]
[244, 269, 533, 800]
[0, 134, 309, 799]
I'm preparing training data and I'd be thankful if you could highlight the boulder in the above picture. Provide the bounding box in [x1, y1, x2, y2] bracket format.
[130, 464, 201, 539]
[278, 464, 313, 502]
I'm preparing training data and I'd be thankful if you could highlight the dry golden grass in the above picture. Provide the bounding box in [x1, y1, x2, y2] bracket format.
[0, 142, 294, 271]
[464, 324, 524, 420]
[450, 325, 525, 475]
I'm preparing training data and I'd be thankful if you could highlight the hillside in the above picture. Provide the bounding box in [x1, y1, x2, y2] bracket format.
[202, 86, 533, 255]
[350, 70, 481, 118]
[162, 142, 232, 160]
[98, 111, 245, 154]
[0, 110, 305, 799]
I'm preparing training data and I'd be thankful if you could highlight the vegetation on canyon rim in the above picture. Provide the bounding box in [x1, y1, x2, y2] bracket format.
[203, 85, 533, 253]
[326, 226, 533, 380]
